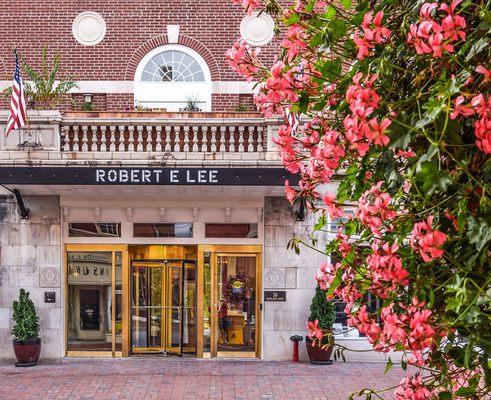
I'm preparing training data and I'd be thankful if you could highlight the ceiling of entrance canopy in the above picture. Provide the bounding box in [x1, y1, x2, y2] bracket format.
[2, 184, 285, 198]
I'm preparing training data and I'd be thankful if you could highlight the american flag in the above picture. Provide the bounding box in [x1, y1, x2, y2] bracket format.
[284, 107, 299, 134]
[5, 49, 27, 136]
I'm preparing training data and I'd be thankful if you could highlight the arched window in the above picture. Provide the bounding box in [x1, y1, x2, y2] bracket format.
[134, 45, 212, 111]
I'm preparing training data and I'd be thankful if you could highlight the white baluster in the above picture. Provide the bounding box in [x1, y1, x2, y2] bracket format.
[109, 126, 116, 151]
[210, 126, 217, 152]
[146, 126, 153, 152]
[118, 126, 126, 151]
[201, 126, 208, 152]
[238, 126, 245, 152]
[128, 126, 135, 151]
[81, 126, 89, 152]
[155, 126, 162, 152]
[192, 126, 199, 152]
[136, 126, 144, 151]
[229, 126, 236, 152]
[72, 125, 80, 151]
[62, 125, 70, 152]
[183, 126, 190, 152]
[257, 126, 264, 152]
[164, 126, 172, 151]
[247, 127, 254, 152]
[173, 126, 180, 152]
[218, 126, 225, 152]
[96, 125, 106, 152]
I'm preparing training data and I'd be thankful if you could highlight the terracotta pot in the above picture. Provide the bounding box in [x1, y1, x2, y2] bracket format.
[305, 335, 334, 365]
[12, 338, 41, 367]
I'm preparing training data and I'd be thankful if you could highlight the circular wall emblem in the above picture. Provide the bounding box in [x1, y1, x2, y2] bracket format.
[72, 12, 107, 46]
[240, 12, 275, 46]
[40, 267, 60, 287]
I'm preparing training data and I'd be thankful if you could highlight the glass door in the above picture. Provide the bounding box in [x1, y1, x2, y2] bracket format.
[198, 245, 262, 359]
[65, 244, 129, 357]
[131, 260, 197, 355]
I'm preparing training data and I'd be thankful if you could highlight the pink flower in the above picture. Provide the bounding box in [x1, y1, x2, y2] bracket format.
[353, 11, 391, 60]
[450, 95, 474, 119]
[322, 193, 344, 219]
[367, 117, 391, 146]
[282, 25, 307, 62]
[395, 374, 432, 400]
[356, 182, 397, 235]
[233, 0, 261, 14]
[476, 65, 491, 83]
[226, 39, 260, 81]
[395, 149, 417, 158]
[470, 94, 491, 154]
[284, 180, 297, 203]
[407, 0, 466, 58]
[307, 319, 324, 340]
[410, 215, 447, 262]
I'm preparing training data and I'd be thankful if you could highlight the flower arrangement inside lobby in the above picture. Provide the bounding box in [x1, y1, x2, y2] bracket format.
[228, 0, 490, 398]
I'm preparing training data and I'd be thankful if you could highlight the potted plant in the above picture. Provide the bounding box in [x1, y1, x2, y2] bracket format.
[305, 286, 335, 364]
[11, 289, 41, 367]
[2, 46, 78, 110]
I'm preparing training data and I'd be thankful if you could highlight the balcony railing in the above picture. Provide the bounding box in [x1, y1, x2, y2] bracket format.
[0, 111, 281, 162]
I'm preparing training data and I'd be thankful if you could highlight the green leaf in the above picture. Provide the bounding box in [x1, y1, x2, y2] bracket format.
[415, 97, 445, 129]
[415, 160, 452, 195]
[324, 6, 336, 20]
[326, 268, 343, 297]
[384, 357, 393, 374]
[314, 214, 327, 231]
[466, 37, 490, 62]
[467, 216, 491, 252]
[341, 0, 352, 9]
[285, 12, 300, 25]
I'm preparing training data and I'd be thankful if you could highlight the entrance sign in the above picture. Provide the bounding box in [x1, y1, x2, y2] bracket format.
[264, 290, 286, 301]
[0, 167, 298, 186]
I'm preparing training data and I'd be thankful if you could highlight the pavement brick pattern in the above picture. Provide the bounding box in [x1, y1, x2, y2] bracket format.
[0, 358, 405, 400]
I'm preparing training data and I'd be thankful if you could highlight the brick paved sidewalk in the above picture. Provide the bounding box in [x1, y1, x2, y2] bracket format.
[0, 358, 404, 400]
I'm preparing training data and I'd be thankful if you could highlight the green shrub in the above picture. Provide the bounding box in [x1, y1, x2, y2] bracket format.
[308, 286, 335, 330]
[12, 289, 40, 341]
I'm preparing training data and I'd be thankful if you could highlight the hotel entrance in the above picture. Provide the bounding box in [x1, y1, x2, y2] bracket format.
[65, 244, 261, 358]
[131, 260, 197, 355]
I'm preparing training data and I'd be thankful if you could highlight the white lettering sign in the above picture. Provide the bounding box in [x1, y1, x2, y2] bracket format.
[95, 169, 220, 184]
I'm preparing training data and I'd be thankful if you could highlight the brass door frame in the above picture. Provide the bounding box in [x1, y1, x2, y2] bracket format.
[130, 260, 197, 355]
[65, 244, 129, 357]
[198, 245, 262, 359]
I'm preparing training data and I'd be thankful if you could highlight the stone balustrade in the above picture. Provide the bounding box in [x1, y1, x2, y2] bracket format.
[0, 111, 282, 162]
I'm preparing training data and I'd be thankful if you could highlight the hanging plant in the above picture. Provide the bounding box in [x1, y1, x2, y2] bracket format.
[223, 274, 250, 310]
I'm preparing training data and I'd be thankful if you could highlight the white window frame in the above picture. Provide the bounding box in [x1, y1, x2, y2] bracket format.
[134, 45, 212, 112]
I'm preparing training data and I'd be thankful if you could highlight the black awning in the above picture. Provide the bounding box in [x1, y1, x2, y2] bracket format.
[0, 167, 298, 186]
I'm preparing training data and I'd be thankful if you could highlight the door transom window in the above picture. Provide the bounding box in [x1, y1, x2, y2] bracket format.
[141, 50, 205, 82]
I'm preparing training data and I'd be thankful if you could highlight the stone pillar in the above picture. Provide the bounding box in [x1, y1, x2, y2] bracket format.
[0, 195, 62, 361]
[262, 197, 328, 361]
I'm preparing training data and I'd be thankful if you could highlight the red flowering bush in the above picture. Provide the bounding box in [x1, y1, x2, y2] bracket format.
[228, 0, 490, 398]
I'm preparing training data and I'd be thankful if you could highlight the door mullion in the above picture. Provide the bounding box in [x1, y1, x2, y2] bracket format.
[162, 263, 167, 353]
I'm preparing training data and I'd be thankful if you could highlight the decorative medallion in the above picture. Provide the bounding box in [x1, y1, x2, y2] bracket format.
[240, 12, 275, 46]
[39, 267, 60, 288]
[72, 12, 107, 46]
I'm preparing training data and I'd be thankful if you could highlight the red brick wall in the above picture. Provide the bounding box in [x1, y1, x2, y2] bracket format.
[0, 1, 281, 81]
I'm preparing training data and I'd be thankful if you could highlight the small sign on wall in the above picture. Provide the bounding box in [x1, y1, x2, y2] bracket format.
[44, 292, 56, 303]
[264, 290, 286, 301]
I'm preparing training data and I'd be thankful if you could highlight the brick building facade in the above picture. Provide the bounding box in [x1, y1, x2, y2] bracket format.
[0, 1, 387, 363]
